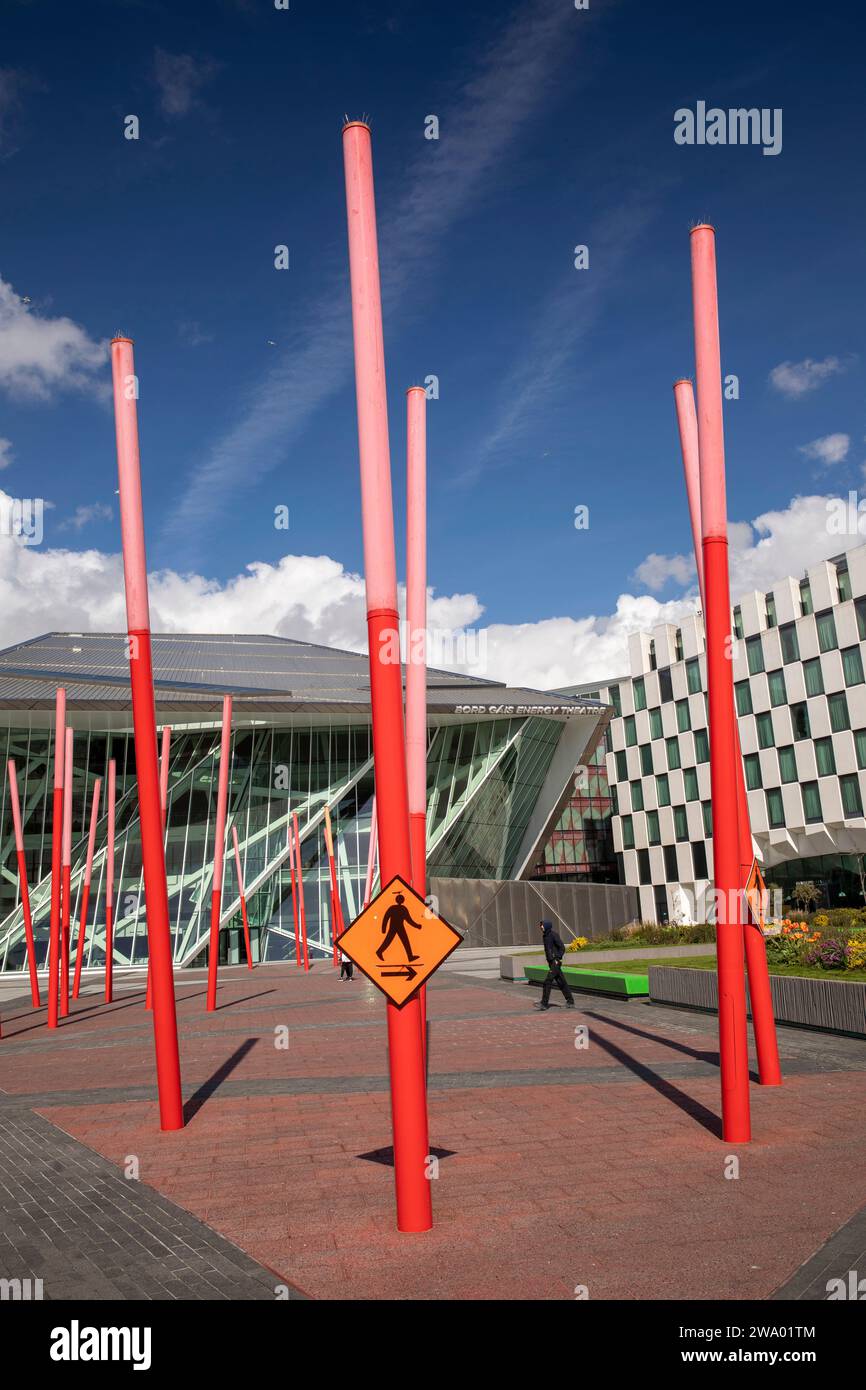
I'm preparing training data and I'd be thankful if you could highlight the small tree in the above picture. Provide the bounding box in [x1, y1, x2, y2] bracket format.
[792, 880, 821, 913]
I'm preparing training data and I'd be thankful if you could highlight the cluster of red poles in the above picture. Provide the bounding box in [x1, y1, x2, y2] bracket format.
[1, 127, 780, 1230]
[679, 225, 782, 1143]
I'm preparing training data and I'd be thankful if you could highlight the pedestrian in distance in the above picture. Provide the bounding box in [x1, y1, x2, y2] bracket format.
[340, 950, 354, 981]
[534, 919, 575, 1011]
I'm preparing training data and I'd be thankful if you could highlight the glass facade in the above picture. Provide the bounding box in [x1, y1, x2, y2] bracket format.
[1, 712, 566, 974]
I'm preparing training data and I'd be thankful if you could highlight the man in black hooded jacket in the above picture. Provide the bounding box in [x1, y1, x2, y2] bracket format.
[534, 919, 575, 1011]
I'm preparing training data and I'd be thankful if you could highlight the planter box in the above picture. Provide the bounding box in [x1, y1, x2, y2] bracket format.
[648, 966, 866, 1038]
[499, 944, 715, 980]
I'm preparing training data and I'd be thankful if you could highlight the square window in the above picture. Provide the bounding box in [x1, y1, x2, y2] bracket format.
[656, 773, 670, 807]
[828, 691, 850, 733]
[814, 736, 836, 777]
[673, 805, 688, 841]
[663, 844, 678, 880]
[756, 711, 775, 749]
[621, 814, 635, 849]
[649, 707, 663, 740]
[816, 609, 838, 653]
[633, 676, 647, 711]
[778, 745, 797, 783]
[666, 737, 681, 771]
[767, 669, 787, 707]
[840, 773, 863, 818]
[625, 715, 637, 747]
[676, 699, 691, 733]
[744, 753, 762, 790]
[746, 635, 765, 675]
[803, 657, 824, 697]
[735, 680, 753, 716]
[615, 750, 627, 781]
[780, 623, 800, 664]
[684, 767, 699, 801]
[766, 787, 785, 829]
[801, 780, 822, 823]
[792, 702, 811, 741]
[842, 645, 865, 687]
[640, 743, 653, 776]
[692, 841, 708, 878]
[647, 809, 661, 845]
[686, 658, 701, 695]
[694, 728, 709, 763]
[630, 780, 644, 812]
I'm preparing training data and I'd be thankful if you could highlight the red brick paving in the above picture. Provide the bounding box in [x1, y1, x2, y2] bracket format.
[2, 964, 865, 1300]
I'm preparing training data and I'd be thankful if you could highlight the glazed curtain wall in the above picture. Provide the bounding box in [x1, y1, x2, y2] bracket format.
[0, 714, 563, 973]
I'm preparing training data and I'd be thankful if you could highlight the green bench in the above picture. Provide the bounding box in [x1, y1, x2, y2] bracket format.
[523, 963, 649, 998]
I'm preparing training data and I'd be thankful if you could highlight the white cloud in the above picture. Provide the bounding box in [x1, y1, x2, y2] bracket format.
[0, 437, 12, 469]
[58, 502, 113, 532]
[769, 356, 845, 398]
[152, 50, 219, 118]
[2, 490, 862, 695]
[799, 433, 850, 467]
[0, 276, 107, 400]
[632, 551, 695, 592]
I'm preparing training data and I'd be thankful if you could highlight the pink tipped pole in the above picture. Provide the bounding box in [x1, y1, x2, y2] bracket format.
[674, 378, 781, 1089]
[343, 119, 431, 1232]
[105, 759, 116, 1005]
[363, 795, 378, 909]
[72, 776, 101, 999]
[47, 687, 66, 1028]
[406, 385, 428, 1064]
[231, 824, 254, 969]
[206, 694, 233, 1011]
[288, 818, 302, 968]
[8, 760, 41, 1007]
[673, 379, 705, 606]
[690, 226, 751, 1143]
[60, 727, 74, 1017]
[111, 336, 183, 1130]
[293, 812, 309, 971]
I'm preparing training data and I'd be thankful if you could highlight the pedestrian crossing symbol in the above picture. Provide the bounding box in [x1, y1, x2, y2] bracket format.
[338, 875, 463, 1006]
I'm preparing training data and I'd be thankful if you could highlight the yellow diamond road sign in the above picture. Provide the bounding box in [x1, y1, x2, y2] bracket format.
[338, 875, 463, 1007]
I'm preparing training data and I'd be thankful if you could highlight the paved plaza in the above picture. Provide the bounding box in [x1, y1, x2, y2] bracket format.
[1, 960, 864, 1301]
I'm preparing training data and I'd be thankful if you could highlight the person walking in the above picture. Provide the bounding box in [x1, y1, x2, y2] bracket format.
[339, 950, 354, 981]
[534, 919, 575, 1011]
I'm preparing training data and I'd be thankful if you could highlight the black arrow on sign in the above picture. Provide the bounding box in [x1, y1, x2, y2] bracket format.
[380, 965, 419, 981]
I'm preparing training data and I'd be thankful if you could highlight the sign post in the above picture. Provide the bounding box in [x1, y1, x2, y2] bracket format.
[339, 878, 462, 1007]
[110, 337, 184, 1131]
[343, 118, 432, 1231]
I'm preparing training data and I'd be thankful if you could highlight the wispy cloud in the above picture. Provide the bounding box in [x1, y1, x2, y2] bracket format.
[58, 502, 113, 532]
[152, 49, 220, 118]
[769, 355, 846, 398]
[163, 0, 598, 550]
[0, 275, 107, 401]
[458, 189, 661, 486]
[0, 437, 12, 470]
[799, 432, 850, 467]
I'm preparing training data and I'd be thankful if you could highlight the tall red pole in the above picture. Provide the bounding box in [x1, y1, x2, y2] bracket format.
[363, 794, 378, 909]
[7, 760, 41, 1006]
[690, 226, 751, 1143]
[104, 759, 116, 1006]
[293, 813, 310, 971]
[343, 119, 432, 1231]
[288, 819, 302, 967]
[60, 727, 73, 1018]
[231, 824, 254, 969]
[111, 337, 184, 1131]
[406, 385, 429, 1063]
[147, 725, 170, 1011]
[674, 379, 781, 1088]
[72, 775, 101, 999]
[47, 688, 65, 1028]
[206, 695, 233, 1011]
[323, 806, 344, 966]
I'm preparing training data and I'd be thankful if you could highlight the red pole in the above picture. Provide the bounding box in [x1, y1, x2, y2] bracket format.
[105, 759, 116, 1006]
[146, 724, 171, 1009]
[293, 812, 310, 971]
[690, 226, 751, 1143]
[206, 694, 233, 1011]
[323, 806, 343, 966]
[7, 759, 41, 1007]
[288, 820, 302, 968]
[60, 727, 73, 1018]
[47, 688, 65, 1028]
[231, 824, 254, 969]
[406, 385, 428, 1064]
[343, 119, 432, 1232]
[111, 336, 184, 1131]
[363, 794, 378, 909]
[72, 775, 101, 999]
[674, 379, 781, 1088]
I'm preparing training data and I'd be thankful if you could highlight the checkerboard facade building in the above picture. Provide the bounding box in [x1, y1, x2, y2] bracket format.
[603, 542, 866, 924]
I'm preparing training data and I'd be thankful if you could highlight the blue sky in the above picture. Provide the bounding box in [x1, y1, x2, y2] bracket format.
[0, 0, 863, 684]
